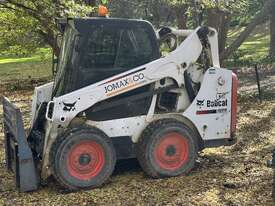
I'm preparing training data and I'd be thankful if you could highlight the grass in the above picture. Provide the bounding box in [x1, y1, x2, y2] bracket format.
[0, 48, 51, 63]
[0, 61, 52, 82]
[0, 48, 52, 83]
[0, 56, 42, 64]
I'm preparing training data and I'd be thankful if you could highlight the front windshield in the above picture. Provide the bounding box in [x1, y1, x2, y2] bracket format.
[81, 25, 154, 71]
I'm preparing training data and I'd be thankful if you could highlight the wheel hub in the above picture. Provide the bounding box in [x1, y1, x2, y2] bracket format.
[67, 141, 105, 180]
[79, 154, 92, 166]
[166, 145, 176, 156]
[154, 132, 189, 171]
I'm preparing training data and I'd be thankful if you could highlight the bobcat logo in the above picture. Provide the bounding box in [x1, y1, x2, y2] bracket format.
[63, 101, 77, 112]
[197, 100, 205, 107]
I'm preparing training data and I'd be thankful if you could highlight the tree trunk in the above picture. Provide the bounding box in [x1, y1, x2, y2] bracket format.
[192, 0, 201, 28]
[219, 15, 231, 55]
[40, 31, 60, 56]
[221, 0, 271, 61]
[269, 0, 275, 57]
[175, 6, 188, 29]
[152, 0, 161, 28]
[207, 8, 230, 54]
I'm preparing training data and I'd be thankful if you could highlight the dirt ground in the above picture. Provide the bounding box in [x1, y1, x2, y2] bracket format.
[0, 67, 274, 206]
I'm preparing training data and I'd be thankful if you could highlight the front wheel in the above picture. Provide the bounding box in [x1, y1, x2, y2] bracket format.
[136, 119, 198, 178]
[50, 128, 116, 191]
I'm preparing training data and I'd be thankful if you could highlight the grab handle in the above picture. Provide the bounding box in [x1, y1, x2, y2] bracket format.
[46, 101, 55, 121]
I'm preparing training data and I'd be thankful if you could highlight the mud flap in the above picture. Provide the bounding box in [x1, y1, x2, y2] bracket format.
[2, 97, 39, 192]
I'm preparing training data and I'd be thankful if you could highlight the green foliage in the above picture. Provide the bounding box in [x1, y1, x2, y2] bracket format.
[0, 8, 41, 56]
[101, 0, 109, 5]
[0, 0, 271, 63]
[61, 0, 94, 17]
[229, 0, 265, 26]
[0, 0, 102, 57]
[201, 0, 248, 13]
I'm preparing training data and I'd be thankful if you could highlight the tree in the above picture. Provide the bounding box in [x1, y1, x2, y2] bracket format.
[207, 8, 230, 54]
[0, 8, 42, 56]
[221, 0, 271, 61]
[1, 0, 272, 62]
[202, 0, 249, 60]
[168, 1, 189, 29]
[0, 0, 96, 55]
[110, 0, 193, 29]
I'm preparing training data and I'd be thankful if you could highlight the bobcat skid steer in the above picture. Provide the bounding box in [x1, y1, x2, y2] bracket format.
[2, 17, 238, 192]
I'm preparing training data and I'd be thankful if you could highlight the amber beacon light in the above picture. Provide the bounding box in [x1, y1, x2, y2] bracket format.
[98, 5, 108, 17]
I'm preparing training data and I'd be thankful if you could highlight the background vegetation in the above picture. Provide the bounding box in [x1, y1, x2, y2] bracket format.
[0, 0, 274, 66]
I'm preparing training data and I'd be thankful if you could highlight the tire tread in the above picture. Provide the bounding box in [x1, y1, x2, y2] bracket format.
[136, 118, 198, 178]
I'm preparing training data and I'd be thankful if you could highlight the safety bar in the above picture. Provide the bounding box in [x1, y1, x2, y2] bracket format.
[171, 29, 194, 37]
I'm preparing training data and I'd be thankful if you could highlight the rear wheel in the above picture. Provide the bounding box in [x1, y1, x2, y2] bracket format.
[136, 119, 198, 178]
[50, 128, 116, 191]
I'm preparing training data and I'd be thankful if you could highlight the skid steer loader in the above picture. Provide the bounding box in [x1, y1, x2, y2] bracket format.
[2, 17, 238, 192]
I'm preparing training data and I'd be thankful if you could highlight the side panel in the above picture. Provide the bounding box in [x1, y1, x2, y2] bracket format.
[31, 82, 53, 126]
[184, 67, 232, 140]
[86, 116, 148, 143]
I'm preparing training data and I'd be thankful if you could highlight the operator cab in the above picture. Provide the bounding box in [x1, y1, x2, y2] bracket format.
[53, 18, 161, 120]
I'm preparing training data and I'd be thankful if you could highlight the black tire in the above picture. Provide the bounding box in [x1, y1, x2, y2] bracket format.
[136, 119, 198, 178]
[50, 127, 116, 191]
